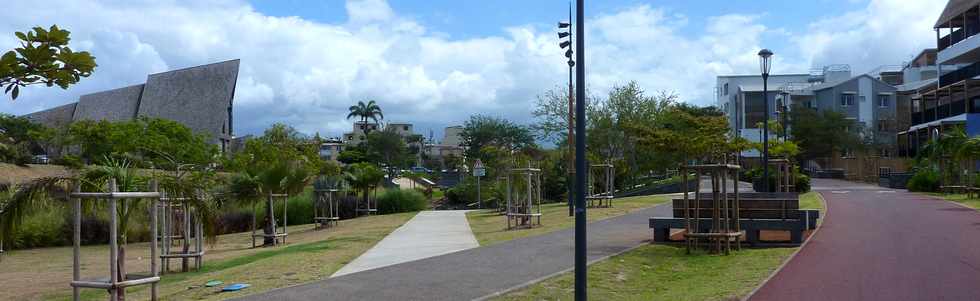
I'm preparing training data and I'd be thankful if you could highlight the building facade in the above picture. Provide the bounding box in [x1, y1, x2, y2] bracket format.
[23, 60, 240, 153]
[899, 0, 980, 159]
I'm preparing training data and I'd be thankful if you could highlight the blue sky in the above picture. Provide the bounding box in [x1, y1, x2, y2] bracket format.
[0, 0, 946, 140]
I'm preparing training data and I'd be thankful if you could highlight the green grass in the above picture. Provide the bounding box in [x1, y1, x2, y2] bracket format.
[799, 191, 823, 211]
[467, 194, 672, 246]
[498, 245, 797, 301]
[5, 212, 418, 301]
[925, 193, 980, 210]
[498, 191, 828, 301]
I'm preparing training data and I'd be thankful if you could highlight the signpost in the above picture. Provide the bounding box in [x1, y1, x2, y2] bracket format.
[473, 159, 486, 209]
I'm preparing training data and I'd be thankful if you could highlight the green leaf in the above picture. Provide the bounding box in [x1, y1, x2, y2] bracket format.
[14, 32, 26, 41]
[11, 85, 19, 100]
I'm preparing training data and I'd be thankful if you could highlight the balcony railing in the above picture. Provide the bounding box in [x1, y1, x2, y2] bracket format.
[939, 22, 980, 52]
[940, 61, 980, 86]
[911, 100, 971, 127]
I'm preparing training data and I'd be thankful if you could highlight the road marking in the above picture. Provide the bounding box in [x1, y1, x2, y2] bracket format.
[831, 191, 850, 194]
[877, 191, 896, 193]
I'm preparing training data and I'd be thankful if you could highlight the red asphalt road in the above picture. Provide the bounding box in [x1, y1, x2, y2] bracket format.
[750, 179, 980, 301]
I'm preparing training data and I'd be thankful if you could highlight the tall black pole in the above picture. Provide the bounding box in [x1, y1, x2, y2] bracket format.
[567, 1, 575, 217]
[574, 0, 587, 300]
[762, 75, 770, 192]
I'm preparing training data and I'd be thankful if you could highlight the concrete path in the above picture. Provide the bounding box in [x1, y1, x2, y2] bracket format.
[331, 210, 479, 277]
[750, 178, 980, 301]
[237, 204, 673, 301]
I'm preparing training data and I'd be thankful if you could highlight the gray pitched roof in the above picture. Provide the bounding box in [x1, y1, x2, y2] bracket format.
[137, 59, 240, 144]
[73, 84, 144, 122]
[24, 102, 77, 130]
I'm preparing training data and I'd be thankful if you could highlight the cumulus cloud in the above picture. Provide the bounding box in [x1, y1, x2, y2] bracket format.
[794, 0, 946, 73]
[0, 0, 944, 140]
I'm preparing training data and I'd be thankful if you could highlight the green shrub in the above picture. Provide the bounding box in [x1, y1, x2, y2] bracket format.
[284, 187, 314, 225]
[795, 173, 811, 193]
[377, 188, 428, 214]
[53, 155, 84, 169]
[908, 168, 940, 192]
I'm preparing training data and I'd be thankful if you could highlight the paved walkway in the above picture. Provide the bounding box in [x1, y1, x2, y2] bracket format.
[237, 204, 673, 301]
[750, 178, 980, 301]
[331, 210, 479, 277]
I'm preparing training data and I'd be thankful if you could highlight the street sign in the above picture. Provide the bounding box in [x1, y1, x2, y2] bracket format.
[473, 159, 486, 177]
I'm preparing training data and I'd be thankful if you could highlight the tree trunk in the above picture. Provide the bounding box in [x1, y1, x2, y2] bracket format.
[263, 195, 276, 246]
[117, 244, 126, 301]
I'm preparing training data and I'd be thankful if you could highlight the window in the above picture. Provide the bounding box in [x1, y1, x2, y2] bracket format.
[404, 125, 410, 131]
[723, 83, 729, 96]
[879, 167, 892, 177]
[878, 95, 890, 107]
[877, 120, 889, 132]
[879, 148, 891, 158]
[841, 94, 855, 106]
[841, 148, 854, 158]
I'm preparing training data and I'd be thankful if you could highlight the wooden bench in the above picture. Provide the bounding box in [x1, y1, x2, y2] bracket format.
[650, 192, 819, 245]
[941, 185, 967, 194]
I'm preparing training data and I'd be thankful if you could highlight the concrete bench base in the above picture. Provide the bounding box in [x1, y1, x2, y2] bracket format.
[650, 209, 819, 245]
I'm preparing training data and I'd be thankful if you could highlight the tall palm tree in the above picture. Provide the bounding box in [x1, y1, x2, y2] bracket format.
[347, 100, 384, 130]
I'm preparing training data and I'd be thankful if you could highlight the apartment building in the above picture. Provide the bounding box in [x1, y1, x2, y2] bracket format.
[717, 64, 898, 157]
[899, 0, 980, 158]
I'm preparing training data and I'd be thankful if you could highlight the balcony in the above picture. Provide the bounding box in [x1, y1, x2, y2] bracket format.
[938, 23, 980, 64]
[940, 61, 980, 86]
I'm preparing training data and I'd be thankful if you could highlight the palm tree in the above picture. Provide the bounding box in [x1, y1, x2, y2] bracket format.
[347, 100, 384, 132]
[228, 161, 311, 246]
[344, 163, 385, 214]
[918, 126, 968, 185]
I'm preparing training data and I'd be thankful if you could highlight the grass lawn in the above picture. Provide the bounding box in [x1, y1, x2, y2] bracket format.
[926, 193, 980, 210]
[497, 191, 825, 301]
[0, 212, 417, 301]
[466, 194, 672, 246]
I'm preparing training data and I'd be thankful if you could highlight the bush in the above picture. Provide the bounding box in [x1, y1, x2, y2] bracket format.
[377, 188, 428, 214]
[908, 168, 940, 192]
[53, 155, 84, 169]
[795, 173, 811, 193]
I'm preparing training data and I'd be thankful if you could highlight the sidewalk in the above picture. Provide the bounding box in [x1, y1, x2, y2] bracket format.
[236, 204, 673, 301]
[331, 210, 479, 277]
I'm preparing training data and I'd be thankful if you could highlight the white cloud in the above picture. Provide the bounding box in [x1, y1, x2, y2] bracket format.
[0, 0, 944, 140]
[794, 0, 946, 73]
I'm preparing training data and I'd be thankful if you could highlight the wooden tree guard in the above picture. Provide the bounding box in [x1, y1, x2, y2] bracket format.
[313, 189, 340, 229]
[71, 178, 161, 301]
[157, 191, 204, 274]
[506, 166, 543, 230]
[587, 163, 615, 208]
[355, 185, 378, 216]
[251, 193, 289, 248]
[681, 164, 744, 255]
[768, 159, 793, 192]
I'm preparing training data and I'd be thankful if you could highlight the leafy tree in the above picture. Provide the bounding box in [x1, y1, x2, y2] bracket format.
[460, 115, 535, 160]
[225, 124, 314, 246]
[631, 105, 733, 166]
[337, 149, 368, 164]
[346, 100, 384, 127]
[789, 106, 863, 161]
[0, 113, 52, 164]
[66, 117, 217, 166]
[1, 25, 97, 100]
[365, 127, 408, 170]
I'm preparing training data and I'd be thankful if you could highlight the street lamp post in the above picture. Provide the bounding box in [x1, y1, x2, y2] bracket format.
[559, 3, 575, 217]
[759, 49, 773, 192]
[574, 0, 587, 300]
